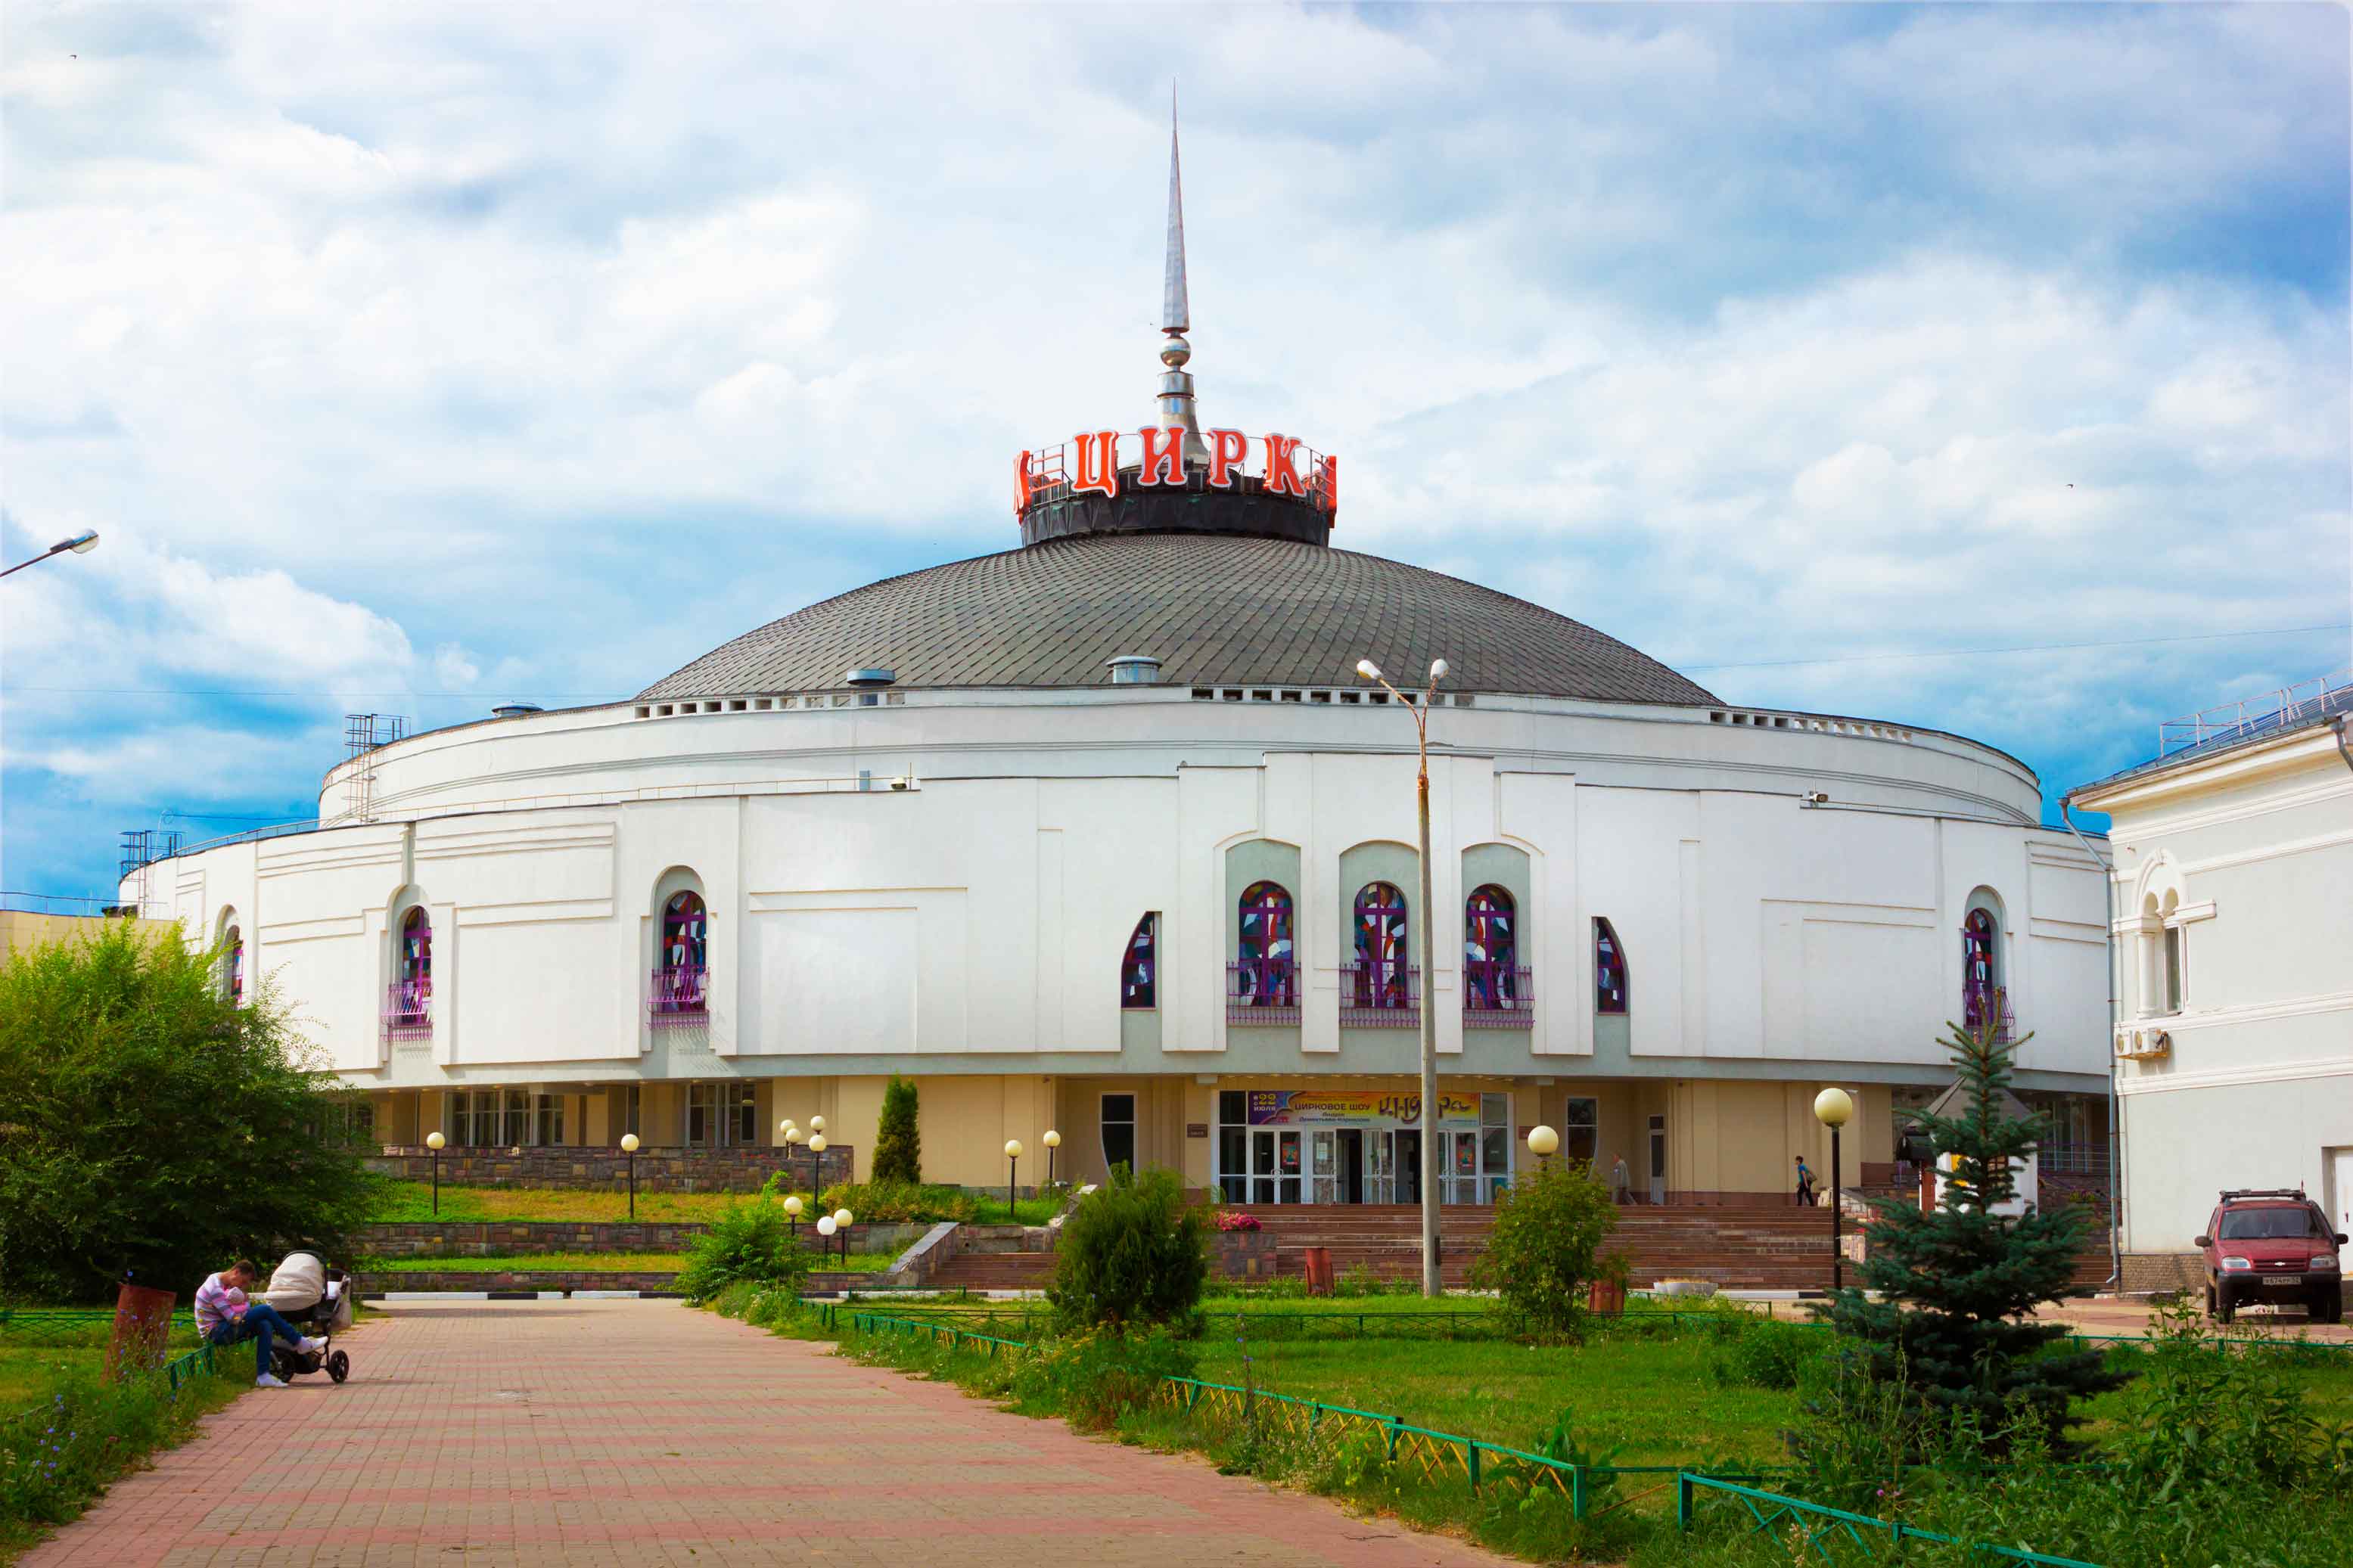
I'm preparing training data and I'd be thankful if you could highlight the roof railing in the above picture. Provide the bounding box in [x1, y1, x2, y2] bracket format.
[2157, 668, 2353, 758]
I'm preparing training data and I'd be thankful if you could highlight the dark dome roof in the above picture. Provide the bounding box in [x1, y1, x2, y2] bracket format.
[638, 532, 1717, 706]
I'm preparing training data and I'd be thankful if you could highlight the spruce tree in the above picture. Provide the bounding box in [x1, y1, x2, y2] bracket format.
[1826, 1018, 2130, 1446]
[870, 1074, 922, 1185]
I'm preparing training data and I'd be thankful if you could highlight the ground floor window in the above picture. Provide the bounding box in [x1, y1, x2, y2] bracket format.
[1100, 1092, 1136, 1176]
[687, 1082, 757, 1147]
[535, 1093, 565, 1147]
[1562, 1096, 1599, 1165]
[448, 1088, 533, 1148]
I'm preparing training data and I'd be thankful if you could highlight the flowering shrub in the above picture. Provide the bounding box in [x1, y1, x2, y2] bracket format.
[1211, 1210, 1262, 1233]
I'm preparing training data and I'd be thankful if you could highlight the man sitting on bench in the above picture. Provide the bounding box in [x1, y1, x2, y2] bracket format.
[194, 1259, 323, 1388]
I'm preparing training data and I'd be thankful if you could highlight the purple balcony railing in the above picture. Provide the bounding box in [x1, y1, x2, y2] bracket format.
[1340, 961, 1419, 1028]
[1963, 983, 2014, 1045]
[381, 980, 431, 1042]
[648, 965, 708, 1026]
[1226, 958, 1298, 1025]
[1463, 962, 1534, 1027]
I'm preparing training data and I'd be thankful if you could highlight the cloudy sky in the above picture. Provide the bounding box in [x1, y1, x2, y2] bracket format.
[3, 2, 2347, 898]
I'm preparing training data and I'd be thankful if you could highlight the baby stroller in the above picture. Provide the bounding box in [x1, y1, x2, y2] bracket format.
[260, 1251, 354, 1383]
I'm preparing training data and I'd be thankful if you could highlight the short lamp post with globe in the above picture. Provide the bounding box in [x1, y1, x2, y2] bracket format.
[1527, 1124, 1559, 1173]
[1813, 1088, 1854, 1292]
[425, 1131, 446, 1216]
[1005, 1139, 1024, 1222]
[1043, 1129, 1061, 1194]
[832, 1208, 853, 1266]
[784, 1194, 804, 1245]
[620, 1132, 641, 1221]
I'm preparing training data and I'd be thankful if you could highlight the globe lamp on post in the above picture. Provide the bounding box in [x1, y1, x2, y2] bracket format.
[1813, 1088, 1854, 1292]
[1527, 1124, 1560, 1173]
[1043, 1129, 1061, 1194]
[1355, 653, 1450, 1297]
[783, 1194, 804, 1245]
[807, 1132, 828, 1197]
[424, 1131, 446, 1216]
[1005, 1139, 1024, 1221]
[833, 1207, 853, 1266]
[620, 1132, 641, 1221]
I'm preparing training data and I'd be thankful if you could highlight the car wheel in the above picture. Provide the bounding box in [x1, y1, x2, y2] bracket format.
[2215, 1289, 2234, 1325]
[327, 1350, 350, 1383]
[2317, 1289, 2344, 1327]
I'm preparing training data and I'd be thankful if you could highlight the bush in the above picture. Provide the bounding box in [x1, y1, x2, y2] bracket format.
[1712, 1317, 1821, 1390]
[1048, 1165, 1210, 1335]
[676, 1197, 813, 1303]
[1468, 1158, 1621, 1339]
[870, 1076, 922, 1185]
[1012, 1328, 1197, 1430]
[816, 1181, 980, 1225]
[0, 922, 378, 1303]
[1, 1358, 241, 1539]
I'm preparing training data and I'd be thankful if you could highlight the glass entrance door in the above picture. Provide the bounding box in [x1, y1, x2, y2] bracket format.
[1310, 1130, 1340, 1204]
[1250, 1128, 1303, 1203]
[1444, 1129, 1482, 1203]
[1362, 1129, 1397, 1203]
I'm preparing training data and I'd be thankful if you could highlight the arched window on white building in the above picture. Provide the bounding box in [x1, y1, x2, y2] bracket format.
[385, 904, 432, 1041]
[1594, 918, 1629, 1015]
[1121, 913, 1158, 1009]
[215, 908, 244, 1006]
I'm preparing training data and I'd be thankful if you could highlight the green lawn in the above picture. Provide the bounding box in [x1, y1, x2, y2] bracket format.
[366, 1181, 1058, 1227]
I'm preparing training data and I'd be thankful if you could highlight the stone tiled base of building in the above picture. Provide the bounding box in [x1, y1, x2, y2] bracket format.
[355, 1219, 932, 1258]
[2118, 1252, 2206, 1294]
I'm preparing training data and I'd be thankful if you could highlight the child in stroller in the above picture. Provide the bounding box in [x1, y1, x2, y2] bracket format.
[257, 1251, 354, 1383]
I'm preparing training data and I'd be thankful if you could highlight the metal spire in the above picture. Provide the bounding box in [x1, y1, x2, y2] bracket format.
[1152, 85, 1208, 465]
[1162, 85, 1189, 334]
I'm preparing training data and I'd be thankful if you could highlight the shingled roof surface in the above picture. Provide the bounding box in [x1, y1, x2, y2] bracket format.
[639, 531, 1719, 706]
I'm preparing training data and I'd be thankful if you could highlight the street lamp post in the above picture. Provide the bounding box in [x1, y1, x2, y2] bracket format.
[1005, 1139, 1024, 1221]
[1813, 1088, 1854, 1293]
[425, 1131, 445, 1216]
[0, 529, 98, 581]
[1527, 1124, 1559, 1175]
[807, 1132, 828, 1195]
[1356, 654, 1449, 1298]
[833, 1208, 853, 1267]
[784, 1194, 804, 1245]
[620, 1132, 640, 1221]
[1043, 1129, 1061, 1194]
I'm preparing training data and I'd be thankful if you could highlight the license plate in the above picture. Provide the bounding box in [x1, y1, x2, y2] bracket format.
[2264, 1275, 2302, 1285]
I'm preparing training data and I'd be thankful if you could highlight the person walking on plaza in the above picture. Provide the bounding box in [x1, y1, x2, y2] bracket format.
[194, 1260, 323, 1387]
[1793, 1156, 1817, 1207]
[1610, 1151, 1633, 1205]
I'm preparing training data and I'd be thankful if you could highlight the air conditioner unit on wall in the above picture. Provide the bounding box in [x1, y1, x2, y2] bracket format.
[2112, 1028, 2172, 1061]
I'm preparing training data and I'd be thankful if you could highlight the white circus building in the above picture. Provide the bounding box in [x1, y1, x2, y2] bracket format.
[126, 126, 2115, 1205]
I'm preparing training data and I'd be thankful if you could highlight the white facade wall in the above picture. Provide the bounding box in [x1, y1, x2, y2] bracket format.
[2076, 720, 2353, 1253]
[141, 687, 2110, 1119]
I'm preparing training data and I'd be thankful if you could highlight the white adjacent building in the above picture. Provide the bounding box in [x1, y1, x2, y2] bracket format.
[2068, 672, 2353, 1288]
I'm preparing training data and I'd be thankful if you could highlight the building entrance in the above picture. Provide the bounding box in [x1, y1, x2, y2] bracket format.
[1214, 1088, 1509, 1205]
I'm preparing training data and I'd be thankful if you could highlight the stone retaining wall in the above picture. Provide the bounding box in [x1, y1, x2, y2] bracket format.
[355, 1219, 928, 1259]
[366, 1145, 853, 1193]
[356, 1270, 682, 1295]
[2119, 1252, 2205, 1295]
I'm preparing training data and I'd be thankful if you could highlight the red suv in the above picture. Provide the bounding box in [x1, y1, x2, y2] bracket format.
[2196, 1189, 2345, 1324]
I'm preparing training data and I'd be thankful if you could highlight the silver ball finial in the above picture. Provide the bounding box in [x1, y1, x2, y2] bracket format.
[1160, 334, 1191, 368]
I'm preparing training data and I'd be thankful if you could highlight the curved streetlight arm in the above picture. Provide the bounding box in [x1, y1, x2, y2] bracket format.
[1, 530, 101, 580]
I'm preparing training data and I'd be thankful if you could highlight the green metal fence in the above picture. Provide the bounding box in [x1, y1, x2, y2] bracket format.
[1676, 1473, 2105, 1566]
[161, 1340, 216, 1394]
[828, 1306, 2116, 1564]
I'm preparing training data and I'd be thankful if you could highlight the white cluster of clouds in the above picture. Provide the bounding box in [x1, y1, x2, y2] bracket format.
[2, 2, 2345, 893]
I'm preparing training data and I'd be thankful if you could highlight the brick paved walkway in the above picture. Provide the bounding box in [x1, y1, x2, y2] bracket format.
[31, 1298, 1512, 1566]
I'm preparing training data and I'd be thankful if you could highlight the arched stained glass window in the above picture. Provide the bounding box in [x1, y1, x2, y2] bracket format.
[386, 906, 433, 1039]
[1352, 881, 1410, 1011]
[1235, 880, 1295, 1011]
[1594, 918, 1627, 1015]
[654, 891, 708, 1020]
[1122, 913, 1158, 1010]
[1962, 908, 1996, 1020]
[1463, 886, 1517, 1011]
[222, 924, 244, 1006]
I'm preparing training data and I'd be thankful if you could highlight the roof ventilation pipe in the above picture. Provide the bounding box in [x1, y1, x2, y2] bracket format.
[844, 668, 896, 688]
[1107, 655, 1163, 685]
